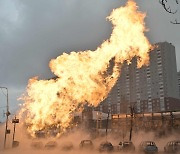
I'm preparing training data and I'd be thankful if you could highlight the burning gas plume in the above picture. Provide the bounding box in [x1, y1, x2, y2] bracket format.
[19, 0, 152, 137]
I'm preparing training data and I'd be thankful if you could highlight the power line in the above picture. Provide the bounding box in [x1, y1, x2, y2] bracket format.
[0, 88, 7, 97]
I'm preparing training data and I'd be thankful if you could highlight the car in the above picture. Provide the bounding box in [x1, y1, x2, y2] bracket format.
[44, 141, 57, 150]
[119, 141, 135, 152]
[79, 140, 94, 149]
[139, 141, 158, 154]
[31, 141, 43, 150]
[99, 141, 114, 152]
[61, 142, 74, 151]
[12, 141, 20, 148]
[164, 140, 180, 153]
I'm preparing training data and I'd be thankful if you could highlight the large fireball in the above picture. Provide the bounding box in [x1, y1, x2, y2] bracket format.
[19, 0, 152, 137]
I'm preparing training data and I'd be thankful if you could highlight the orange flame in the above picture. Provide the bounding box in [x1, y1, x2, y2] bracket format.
[19, 0, 152, 137]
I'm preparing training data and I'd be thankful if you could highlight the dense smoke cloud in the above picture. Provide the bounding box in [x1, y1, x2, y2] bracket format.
[1, 122, 180, 153]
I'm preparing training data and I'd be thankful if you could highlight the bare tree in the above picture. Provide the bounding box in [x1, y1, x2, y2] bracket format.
[159, 0, 180, 24]
[170, 19, 180, 24]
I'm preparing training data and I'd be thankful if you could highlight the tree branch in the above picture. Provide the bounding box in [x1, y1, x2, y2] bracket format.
[159, 0, 178, 14]
[170, 19, 180, 24]
[159, 0, 180, 24]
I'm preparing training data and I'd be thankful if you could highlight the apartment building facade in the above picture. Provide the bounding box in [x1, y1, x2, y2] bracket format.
[96, 42, 180, 113]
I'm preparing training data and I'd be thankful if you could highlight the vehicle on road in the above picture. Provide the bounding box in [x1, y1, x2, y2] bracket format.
[139, 141, 158, 154]
[44, 141, 57, 150]
[99, 141, 114, 152]
[61, 142, 74, 151]
[31, 141, 43, 150]
[79, 140, 94, 149]
[119, 141, 135, 152]
[164, 140, 180, 153]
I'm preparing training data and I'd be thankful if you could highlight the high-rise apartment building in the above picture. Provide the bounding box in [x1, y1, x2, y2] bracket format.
[98, 42, 180, 113]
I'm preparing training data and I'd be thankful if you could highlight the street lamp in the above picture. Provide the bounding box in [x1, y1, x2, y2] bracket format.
[96, 111, 102, 136]
[12, 115, 19, 148]
[105, 110, 110, 141]
[129, 105, 134, 141]
[129, 102, 137, 142]
[0, 87, 10, 149]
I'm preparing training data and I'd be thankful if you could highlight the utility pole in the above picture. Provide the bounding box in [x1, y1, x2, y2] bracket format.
[106, 110, 110, 141]
[0, 87, 10, 149]
[96, 112, 99, 136]
[129, 106, 134, 141]
[170, 112, 174, 128]
[12, 115, 19, 148]
[96, 111, 102, 136]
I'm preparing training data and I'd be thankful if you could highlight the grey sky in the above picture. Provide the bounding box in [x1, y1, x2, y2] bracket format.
[0, 0, 179, 118]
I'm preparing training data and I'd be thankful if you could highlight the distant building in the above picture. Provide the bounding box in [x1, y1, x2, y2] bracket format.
[178, 71, 180, 98]
[99, 42, 180, 113]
